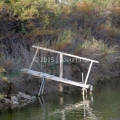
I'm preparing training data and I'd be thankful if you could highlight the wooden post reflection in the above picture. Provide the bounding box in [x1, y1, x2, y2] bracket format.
[60, 97, 63, 105]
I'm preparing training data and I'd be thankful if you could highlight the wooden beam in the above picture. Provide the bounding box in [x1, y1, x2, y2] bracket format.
[21, 69, 90, 88]
[29, 48, 39, 69]
[32, 45, 99, 63]
[59, 53, 63, 92]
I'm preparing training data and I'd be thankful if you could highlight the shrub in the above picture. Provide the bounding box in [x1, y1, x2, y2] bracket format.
[53, 29, 73, 50]
[0, 66, 8, 82]
[75, 38, 117, 61]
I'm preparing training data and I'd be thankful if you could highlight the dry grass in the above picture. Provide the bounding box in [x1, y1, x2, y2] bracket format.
[0, 0, 119, 87]
[75, 38, 117, 58]
[52, 29, 72, 50]
[95, 24, 120, 39]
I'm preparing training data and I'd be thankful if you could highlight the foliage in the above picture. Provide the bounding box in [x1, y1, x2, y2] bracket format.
[77, 39, 117, 55]
[0, 66, 8, 83]
[53, 29, 73, 50]
[0, 0, 119, 85]
[0, 93, 4, 99]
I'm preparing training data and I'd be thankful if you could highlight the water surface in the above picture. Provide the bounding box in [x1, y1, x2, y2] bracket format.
[0, 83, 120, 120]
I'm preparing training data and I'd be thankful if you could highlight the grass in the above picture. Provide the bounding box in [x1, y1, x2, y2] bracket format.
[78, 39, 116, 54]
[74, 38, 117, 63]
[52, 29, 73, 50]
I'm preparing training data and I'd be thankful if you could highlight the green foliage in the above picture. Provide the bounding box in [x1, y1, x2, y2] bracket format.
[78, 39, 116, 55]
[0, 0, 39, 20]
[0, 66, 8, 83]
[0, 47, 21, 82]
[0, 0, 119, 83]
[0, 93, 4, 99]
[21, 23, 26, 33]
[58, 29, 73, 42]
[53, 29, 73, 50]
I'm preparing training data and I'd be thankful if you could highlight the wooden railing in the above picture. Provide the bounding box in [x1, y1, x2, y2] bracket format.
[29, 45, 99, 92]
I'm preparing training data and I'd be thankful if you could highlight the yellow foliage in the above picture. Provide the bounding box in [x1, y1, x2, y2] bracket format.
[0, 1, 4, 9]
[0, 66, 9, 83]
[0, 66, 6, 73]
[77, 38, 117, 55]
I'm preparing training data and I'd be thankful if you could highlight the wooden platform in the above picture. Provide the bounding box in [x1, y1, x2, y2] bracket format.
[21, 69, 90, 89]
[21, 45, 99, 95]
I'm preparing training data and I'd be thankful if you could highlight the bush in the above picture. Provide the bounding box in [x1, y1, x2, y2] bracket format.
[0, 0, 119, 83]
[0, 66, 8, 82]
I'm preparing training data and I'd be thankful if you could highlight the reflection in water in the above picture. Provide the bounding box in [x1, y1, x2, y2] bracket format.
[1, 83, 120, 120]
[60, 97, 63, 105]
[38, 94, 97, 120]
[38, 97, 46, 112]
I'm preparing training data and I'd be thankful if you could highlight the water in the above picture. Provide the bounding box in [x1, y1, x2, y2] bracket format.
[0, 83, 120, 120]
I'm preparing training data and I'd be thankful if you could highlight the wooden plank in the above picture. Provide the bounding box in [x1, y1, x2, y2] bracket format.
[59, 53, 63, 78]
[29, 48, 39, 69]
[32, 45, 99, 63]
[59, 53, 63, 92]
[84, 61, 93, 85]
[21, 69, 90, 88]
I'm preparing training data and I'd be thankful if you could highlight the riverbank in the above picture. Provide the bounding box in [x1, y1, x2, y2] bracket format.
[1, 80, 120, 120]
[0, 78, 83, 110]
[0, 76, 119, 110]
[0, 0, 120, 101]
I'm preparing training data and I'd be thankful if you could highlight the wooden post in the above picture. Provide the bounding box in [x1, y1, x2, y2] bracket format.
[82, 72, 84, 83]
[83, 61, 93, 96]
[60, 97, 63, 105]
[59, 53, 63, 92]
[38, 77, 46, 96]
[29, 48, 39, 69]
[84, 61, 93, 85]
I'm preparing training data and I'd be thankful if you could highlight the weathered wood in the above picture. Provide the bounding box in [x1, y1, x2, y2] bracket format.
[29, 48, 39, 69]
[38, 77, 46, 96]
[59, 53, 63, 92]
[21, 69, 90, 88]
[32, 45, 99, 63]
[84, 61, 93, 85]
[21, 45, 99, 95]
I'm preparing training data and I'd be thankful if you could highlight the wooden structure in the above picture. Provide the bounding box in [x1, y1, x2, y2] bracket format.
[21, 45, 99, 96]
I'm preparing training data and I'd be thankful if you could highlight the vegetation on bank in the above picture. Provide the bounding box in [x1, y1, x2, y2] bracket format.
[0, 0, 120, 94]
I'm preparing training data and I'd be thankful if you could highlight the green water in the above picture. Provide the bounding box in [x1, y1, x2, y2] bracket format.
[0, 83, 120, 120]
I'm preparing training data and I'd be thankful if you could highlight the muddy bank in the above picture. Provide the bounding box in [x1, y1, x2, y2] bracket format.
[0, 78, 83, 110]
[7, 78, 82, 96]
[5, 64, 120, 97]
[0, 92, 36, 111]
[0, 73, 119, 110]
